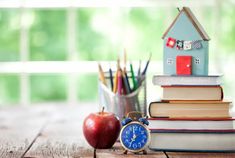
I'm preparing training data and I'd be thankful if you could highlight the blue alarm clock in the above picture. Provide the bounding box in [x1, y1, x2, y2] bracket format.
[120, 111, 150, 154]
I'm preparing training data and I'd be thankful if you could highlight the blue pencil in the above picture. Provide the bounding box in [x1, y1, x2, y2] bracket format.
[142, 53, 152, 76]
[109, 66, 114, 90]
[122, 71, 131, 94]
[137, 60, 142, 86]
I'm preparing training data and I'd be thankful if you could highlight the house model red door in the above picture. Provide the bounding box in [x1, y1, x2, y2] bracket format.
[176, 56, 192, 75]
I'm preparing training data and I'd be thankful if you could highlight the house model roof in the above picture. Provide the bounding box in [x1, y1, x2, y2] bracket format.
[162, 7, 210, 41]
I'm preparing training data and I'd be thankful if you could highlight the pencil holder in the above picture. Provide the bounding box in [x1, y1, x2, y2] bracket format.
[98, 72, 147, 120]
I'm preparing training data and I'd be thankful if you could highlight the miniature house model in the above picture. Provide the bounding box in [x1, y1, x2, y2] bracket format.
[162, 7, 210, 76]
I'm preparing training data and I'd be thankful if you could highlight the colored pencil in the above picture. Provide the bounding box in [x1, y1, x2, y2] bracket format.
[138, 60, 141, 77]
[98, 63, 107, 86]
[113, 70, 118, 93]
[117, 55, 120, 70]
[130, 62, 138, 91]
[117, 69, 123, 95]
[113, 57, 120, 93]
[109, 65, 114, 90]
[142, 53, 152, 76]
[137, 60, 142, 85]
[123, 48, 127, 72]
[122, 71, 131, 94]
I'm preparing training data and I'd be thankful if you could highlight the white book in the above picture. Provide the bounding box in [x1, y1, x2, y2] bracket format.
[148, 118, 235, 130]
[149, 130, 235, 152]
[152, 75, 222, 86]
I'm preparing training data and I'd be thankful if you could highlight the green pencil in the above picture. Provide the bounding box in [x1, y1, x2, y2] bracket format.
[130, 62, 138, 91]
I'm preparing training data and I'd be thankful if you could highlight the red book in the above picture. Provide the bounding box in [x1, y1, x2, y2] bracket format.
[148, 101, 231, 118]
[161, 85, 223, 101]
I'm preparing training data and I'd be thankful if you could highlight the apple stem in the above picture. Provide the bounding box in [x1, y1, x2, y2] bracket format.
[101, 106, 105, 114]
[94, 148, 96, 158]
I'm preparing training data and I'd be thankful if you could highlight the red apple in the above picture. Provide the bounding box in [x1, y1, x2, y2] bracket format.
[83, 107, 121, 149]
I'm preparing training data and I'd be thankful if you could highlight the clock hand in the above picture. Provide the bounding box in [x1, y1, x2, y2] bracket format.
[132, 126, 135, 135]
[133, 134, 137, 139]
[129, 133, 137, 147]
[129, 138, 135, 147]
[135, 132, 146, 139]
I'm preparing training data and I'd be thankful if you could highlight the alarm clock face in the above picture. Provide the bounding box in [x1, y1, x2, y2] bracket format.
[120, 122, 150, 152]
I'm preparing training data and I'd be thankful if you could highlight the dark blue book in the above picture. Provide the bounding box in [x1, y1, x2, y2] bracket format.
[149, 129, 235, 152]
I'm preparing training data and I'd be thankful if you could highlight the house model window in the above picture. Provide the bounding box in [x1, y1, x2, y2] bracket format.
[167, 58, 174, 65]
[195, 58, 200, 64]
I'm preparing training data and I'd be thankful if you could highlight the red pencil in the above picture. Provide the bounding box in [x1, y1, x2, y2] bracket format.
[117, 69, 123, 95]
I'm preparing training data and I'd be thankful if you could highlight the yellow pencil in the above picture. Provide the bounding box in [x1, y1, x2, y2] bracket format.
[113, 57, 120, 93]
[113, 70, 118, 93]
[117, 55, 120, 70]
[98, 63, 107, 86]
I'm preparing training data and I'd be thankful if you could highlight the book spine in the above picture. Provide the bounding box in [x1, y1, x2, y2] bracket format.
[220, 86, 224, 100]
[148, 102, 153, 118]
[150, 129, 235, 133]
[148, 101, 169, 118]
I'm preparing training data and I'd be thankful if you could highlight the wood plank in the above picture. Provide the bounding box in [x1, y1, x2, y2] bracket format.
[166, 152, 235, 158]
[96, 142, 167, 158]
[24, 104, 96, 157]
[0, 105, 53, 158]
[25, 104, 167, 158]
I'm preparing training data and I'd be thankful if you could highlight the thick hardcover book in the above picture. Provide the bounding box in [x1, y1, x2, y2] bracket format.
[152, 75, 222, 86]
[162, 86, 223, 101]
[149, 129, 235, 152]
[148, 101, 232, 118]
[148, 117, 235, 130]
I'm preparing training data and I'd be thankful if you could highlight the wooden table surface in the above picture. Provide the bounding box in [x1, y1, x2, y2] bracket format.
[0, 103, 235, 158]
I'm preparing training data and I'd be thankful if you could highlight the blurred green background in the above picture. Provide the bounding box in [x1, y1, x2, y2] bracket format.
[0, 3, 235, 105]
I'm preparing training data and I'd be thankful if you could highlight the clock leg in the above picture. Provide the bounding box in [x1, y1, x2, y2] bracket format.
[123, 150, 128, 154]
[143, 150, 147, 155]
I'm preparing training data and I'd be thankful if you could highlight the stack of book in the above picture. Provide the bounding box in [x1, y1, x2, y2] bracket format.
[148, 75, 235, 152]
